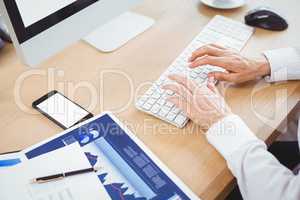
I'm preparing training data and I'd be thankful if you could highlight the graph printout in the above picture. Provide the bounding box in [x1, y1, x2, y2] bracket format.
[24, 113, 200, 200]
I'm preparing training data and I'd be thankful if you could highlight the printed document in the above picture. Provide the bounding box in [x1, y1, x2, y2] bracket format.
[0, 143, 111, 200]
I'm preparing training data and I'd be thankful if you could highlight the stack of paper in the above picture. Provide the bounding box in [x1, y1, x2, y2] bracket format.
[0, 143, 111, 200]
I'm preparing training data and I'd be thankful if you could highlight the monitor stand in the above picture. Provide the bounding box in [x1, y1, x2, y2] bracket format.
[83, 12, 155, 52]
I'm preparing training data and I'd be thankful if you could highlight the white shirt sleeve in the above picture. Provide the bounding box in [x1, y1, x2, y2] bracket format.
[263, 47, 300, 82]
[206, 115, 300, 200]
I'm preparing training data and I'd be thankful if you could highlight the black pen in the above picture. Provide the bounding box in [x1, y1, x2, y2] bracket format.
[31, 166, 102, 184]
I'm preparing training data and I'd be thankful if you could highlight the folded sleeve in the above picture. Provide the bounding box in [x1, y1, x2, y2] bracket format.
[206, 115, 300, 200]
[263, 47, 300, 82]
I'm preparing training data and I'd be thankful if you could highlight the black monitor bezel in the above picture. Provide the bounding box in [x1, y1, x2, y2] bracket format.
[3, 0, 99, 44]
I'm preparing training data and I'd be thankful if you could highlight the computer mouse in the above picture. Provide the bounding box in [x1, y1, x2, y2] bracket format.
[245, 7, 288, 31]
[0, 16, 11, 42]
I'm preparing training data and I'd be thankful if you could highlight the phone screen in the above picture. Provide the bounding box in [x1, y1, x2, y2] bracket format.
[35, 92, 91, 129]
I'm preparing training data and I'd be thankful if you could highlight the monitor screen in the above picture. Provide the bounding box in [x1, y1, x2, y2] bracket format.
[3, 0, 99, 44]
[16, 0, 77, 28]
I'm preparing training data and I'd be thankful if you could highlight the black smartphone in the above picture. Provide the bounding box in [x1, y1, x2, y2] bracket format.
[32, 90, 93, 129]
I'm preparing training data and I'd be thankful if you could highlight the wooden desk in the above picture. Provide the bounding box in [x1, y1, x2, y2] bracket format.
[1, 0, 300, 199]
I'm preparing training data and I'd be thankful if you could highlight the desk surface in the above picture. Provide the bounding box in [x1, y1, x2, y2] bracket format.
[1, 0, 300, 199]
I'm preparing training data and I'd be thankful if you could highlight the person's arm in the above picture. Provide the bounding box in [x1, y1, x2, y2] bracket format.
[207, 115, 300, 200]
[188, 44, 300, 83]
[163, 74, 300, 200]
[264, 47, 300, 82]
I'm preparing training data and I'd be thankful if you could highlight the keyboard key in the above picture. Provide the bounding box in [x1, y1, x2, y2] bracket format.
[142, 103, 152, 111]
[158, 109, 169, 118]
[167, 112, 177, 121]
[152, 92, 161, 99]
[198, 73, 207, 79]
[193, 68, 203, 74]
[165, 101, 174, 108]
[138, 96, 148, 103]
[189, 71, 198, 79]
[171, 107, 180, 114]
[174, 114, 187, 125]
[147, 98, 157, 105]
[136, 100, 145, 107]
[161, 106, 171, 113]
[157, 98, 166, 106]
[145, 88, 154, 96]
[151, 104, 161, 114]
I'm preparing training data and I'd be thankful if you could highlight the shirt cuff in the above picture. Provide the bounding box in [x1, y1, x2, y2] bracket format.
[263, 48, 300, 82]
[206, 115, 260, 159]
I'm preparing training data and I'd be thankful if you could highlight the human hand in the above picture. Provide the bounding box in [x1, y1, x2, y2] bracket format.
[189, 44, 271, 83]
[162, 74, 232, 129]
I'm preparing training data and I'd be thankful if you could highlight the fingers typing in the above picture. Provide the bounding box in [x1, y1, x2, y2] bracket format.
[167, 74, 197, 92]
[162, 84, 193, 102]
[189, 44, 225, 62]
[189, 55, 232, 70]
[167, 96, 190, 116]
[209, 72, 239, 82]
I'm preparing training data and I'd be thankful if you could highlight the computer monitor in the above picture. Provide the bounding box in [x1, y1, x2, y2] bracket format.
[0, 0, 142, 66]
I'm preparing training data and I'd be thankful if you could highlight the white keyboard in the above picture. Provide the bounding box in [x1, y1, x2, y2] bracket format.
[135, 15, 254, 128]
